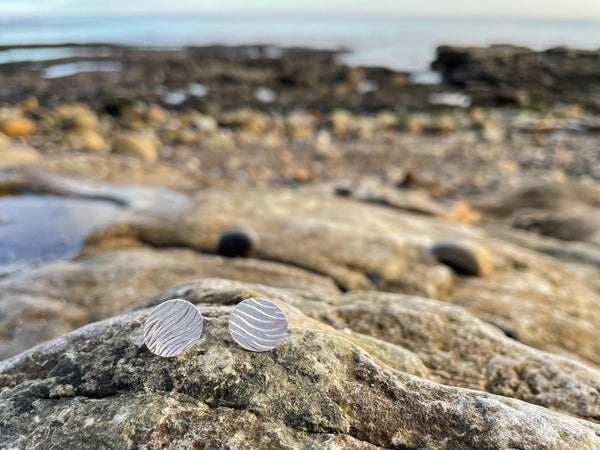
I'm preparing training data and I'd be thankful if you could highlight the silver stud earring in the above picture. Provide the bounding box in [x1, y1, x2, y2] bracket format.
[143, 299, 204, 357]
[229, 297, 288, 352]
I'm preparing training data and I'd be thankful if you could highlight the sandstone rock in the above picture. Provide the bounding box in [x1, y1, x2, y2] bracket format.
[91, 187, 599, 365]
[54, 104, 100, 131]
[0, 144, 41, 168]
[112, 133, 159, 162]
[0, 117, 35, 137]
[0, 248, 338, 359]
[63, 129, 108, 153]
[2, 173, 600, 370]
[431, 240, 493, 276]
[4, 155, 197, 191]
[1, 281, 599, 449]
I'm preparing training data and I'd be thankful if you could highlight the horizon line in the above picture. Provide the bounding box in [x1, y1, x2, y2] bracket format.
[2, 11, 600, 22]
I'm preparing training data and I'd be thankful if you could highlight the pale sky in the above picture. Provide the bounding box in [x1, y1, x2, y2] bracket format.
[1, 0, 600, 19]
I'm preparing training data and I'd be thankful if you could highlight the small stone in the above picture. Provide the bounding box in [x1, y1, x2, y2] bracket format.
[404, 114, 425, 133]
[329, 110, 353, 137]
[219, 108, 266, 133]
[20, 96, 39, 114]
[146, 105, 168, 124]
[217, 227, 257, 257]
[314, 130, 341, 159]
[375, 111, 399, 129]
[431, 240, 493, 276]
[112, 133, 159, 162]
[0, 117, 35, 137]
[286, 111, 316, 140]
[54, 104, 100, 131]
[64, 130, 108, 153]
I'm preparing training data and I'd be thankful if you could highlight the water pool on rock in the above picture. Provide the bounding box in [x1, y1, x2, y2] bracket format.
[0, 194, 122, 275]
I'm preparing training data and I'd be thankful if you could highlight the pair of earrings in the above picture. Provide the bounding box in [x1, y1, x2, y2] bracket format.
[143, 297, 288, 357]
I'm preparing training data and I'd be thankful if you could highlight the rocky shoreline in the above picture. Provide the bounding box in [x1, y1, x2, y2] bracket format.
[1, 43, 600, 449]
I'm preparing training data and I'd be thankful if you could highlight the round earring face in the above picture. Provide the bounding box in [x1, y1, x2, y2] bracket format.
[229, 297, 288, 352]
[143, 299, 204, 357]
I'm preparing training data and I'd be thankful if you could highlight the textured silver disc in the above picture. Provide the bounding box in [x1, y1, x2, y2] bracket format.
[229, 297, 288, 352]
[143, 299, 203, 357]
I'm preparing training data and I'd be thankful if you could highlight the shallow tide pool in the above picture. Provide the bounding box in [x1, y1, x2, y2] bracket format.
[0, 194, 123, 275]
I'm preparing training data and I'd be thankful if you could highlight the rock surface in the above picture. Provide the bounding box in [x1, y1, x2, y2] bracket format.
[1, 280, 600, 449]
[2, 171, 600, 370]
[0, 248, 338, 359]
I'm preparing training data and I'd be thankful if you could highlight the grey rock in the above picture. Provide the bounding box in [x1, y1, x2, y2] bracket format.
[144, 279, 600, 423]
[1, 283, 600, 449]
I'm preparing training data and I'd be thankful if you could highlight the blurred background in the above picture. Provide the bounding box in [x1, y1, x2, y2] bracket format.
[2, 1, 600, 70]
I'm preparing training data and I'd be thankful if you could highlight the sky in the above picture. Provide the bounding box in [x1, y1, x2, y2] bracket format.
[1, 0, 600, 20]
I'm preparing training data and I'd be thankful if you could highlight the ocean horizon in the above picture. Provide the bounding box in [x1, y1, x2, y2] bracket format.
[1, 14, 600, 71]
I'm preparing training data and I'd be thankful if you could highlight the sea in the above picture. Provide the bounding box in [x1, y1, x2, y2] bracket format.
[0, 14, 600, 72]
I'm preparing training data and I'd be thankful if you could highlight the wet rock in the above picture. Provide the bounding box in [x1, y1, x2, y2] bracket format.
[432, 44, 600, 109]
[431, 240, 493, 276]
[0, 117, 35, 137]
[112, 133, 159, 162]
[217, 227, 257, 258]
[1, 281, 599, 449]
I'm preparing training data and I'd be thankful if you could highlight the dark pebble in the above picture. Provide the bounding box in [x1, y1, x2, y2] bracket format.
[217, 227, 256, 257]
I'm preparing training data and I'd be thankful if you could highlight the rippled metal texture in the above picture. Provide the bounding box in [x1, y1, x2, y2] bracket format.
[229, 297, 288, 352]
[143, 299, 203, 357]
